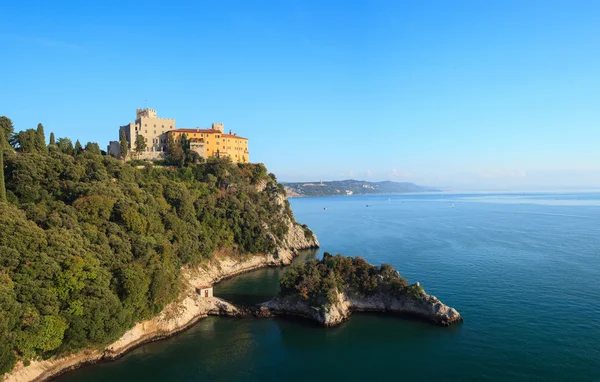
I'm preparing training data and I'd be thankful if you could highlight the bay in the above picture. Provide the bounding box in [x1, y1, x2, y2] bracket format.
[58, 192, 600, 381]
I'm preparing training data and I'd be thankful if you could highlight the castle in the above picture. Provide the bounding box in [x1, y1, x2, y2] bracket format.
[108, 108, 249, 163]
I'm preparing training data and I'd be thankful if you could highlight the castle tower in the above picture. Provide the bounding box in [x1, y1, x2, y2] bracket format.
[212, 122, 224, 133]
[116, 108, 175, 160]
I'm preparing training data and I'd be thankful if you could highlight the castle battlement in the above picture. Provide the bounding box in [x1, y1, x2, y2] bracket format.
[136, 108, 157, 119]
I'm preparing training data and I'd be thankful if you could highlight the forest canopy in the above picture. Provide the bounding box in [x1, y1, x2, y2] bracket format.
[0, 117, 296, 374]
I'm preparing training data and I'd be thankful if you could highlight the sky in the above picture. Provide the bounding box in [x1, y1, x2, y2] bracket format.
[1, 0, 599, 190]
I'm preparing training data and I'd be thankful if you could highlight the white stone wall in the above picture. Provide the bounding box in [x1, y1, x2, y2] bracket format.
[198, 288, 213, 298]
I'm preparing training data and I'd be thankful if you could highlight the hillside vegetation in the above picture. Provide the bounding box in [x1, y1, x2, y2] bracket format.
[0, 119, 307, 375]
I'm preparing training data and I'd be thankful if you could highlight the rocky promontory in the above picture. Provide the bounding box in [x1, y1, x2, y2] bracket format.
[261, 253, 461, 327]
[263, 282, 461, 327]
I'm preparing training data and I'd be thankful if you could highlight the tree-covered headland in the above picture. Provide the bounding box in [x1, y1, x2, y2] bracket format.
[0, 116, 307, 374]
[279, 253, 424, 307]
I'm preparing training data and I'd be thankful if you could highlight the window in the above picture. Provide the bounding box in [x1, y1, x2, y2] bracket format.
[144, 124, 147, 127]
[154, 124, 156, 127]
[154, 130, 156, 134]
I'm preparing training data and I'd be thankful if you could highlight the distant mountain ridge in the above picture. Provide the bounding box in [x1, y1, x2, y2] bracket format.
[283, 179, 439, 197]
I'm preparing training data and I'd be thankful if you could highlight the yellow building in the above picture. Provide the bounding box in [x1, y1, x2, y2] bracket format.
[168, 123, 249, 163]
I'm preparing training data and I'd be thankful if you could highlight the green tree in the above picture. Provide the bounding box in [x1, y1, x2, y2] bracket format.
[0, 273, 19, 374]
[0, 116, 14, 148]
[84, 142, 101, 156]
[134, 135, 146, 157]
[119, 129, 128, 161]
[15, 314, 68, 357]
[74, 140, 83, 154]
[49, 132, 56, 146]
[0, 117, 13, 150]
[167, 137, 185, 166]
[35, 123, 46, 152]
[56, 137, 74, 155]
[181, 134, 190, 155]
[10, 129, 36, 153]
[0, 133, 5, 203]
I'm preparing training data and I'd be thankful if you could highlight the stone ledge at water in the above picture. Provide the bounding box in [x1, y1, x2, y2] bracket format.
[261, 284, 462, 327]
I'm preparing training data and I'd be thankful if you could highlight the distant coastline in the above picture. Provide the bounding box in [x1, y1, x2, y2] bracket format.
[283, 179, 439, 198]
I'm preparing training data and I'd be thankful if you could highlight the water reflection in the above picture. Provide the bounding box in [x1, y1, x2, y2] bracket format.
[214, 249, 320, 305]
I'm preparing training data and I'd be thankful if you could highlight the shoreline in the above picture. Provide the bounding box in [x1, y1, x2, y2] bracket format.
[40, 313, 208, 382]
[5, 253, 309, 382]
[4, 221, 319, 382]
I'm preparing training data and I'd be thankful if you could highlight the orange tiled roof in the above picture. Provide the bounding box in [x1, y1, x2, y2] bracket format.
[170, 128, 248, 140]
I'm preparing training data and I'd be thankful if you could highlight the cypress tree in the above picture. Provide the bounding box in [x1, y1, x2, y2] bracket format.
[35, 123, 47, 152]
[0, 133, 6, 203]
[119, 129, 128, 160]
[74, 140, 83, 154]
[49, 132, 56, 146]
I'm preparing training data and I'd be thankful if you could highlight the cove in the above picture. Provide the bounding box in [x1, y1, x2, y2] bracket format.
[57, 192, 600, 381]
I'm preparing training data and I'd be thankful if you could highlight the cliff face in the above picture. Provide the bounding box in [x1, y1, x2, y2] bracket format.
[263, 283, 462, 327]
[4, 218, 319, 382]
[186, 219, 319, 289]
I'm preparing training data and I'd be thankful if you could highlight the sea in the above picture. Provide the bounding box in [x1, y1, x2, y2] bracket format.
[58, 192, 600, 381]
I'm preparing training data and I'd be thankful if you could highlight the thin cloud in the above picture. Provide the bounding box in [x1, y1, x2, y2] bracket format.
[391, 169, 412, 178]
[0, 34, 82, 50]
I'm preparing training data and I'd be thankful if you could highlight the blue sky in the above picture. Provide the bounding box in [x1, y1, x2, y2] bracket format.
[2, 0, 599, 190]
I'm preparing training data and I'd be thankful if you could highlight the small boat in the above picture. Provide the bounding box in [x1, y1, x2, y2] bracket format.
[451, 203, 455, 208]
[366, 204, 369, 207]
[323, 207, 327, 211]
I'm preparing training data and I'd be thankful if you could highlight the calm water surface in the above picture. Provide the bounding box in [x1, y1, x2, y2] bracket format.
[59, 193, 600, 381]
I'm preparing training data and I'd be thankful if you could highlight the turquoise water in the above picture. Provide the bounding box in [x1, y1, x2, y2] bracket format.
[58, 193, 600, 381]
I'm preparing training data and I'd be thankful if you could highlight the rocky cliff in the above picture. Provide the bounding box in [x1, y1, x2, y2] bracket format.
[3, 221, 319, 382]
[263, 282, 462, 327]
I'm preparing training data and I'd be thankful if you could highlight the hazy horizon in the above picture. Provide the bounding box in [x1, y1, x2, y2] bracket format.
[280, 177, 600, 193]
[2, 0, 599, 190]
